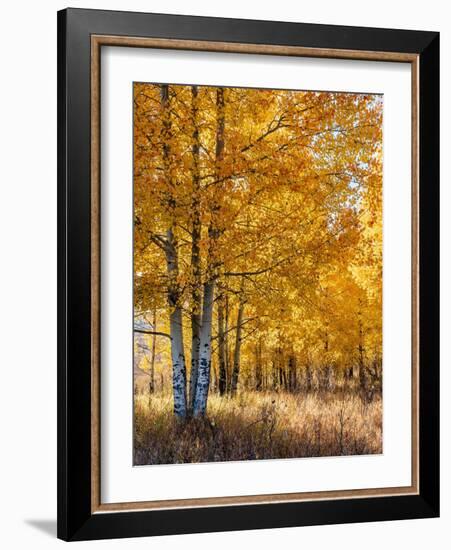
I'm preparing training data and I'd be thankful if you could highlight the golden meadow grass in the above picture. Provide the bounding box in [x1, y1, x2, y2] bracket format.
[134, 390, 382, 465]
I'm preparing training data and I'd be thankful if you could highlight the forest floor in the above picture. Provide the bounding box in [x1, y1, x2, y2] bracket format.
[134, 389, 382, 465]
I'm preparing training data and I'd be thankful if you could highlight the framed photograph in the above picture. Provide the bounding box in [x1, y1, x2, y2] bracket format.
[57, 8, 439, 541]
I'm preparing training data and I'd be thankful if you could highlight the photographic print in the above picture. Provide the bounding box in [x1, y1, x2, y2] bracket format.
[133, 82, 383, 466]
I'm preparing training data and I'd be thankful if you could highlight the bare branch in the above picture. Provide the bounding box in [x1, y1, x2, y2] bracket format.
[134, 329, 171, 339]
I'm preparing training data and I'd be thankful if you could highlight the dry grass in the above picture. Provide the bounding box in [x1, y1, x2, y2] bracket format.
[134, 390, 382, 465]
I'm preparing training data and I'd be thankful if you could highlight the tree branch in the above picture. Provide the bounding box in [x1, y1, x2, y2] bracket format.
[134, 329, 172, 339]
[241, 114, 289, 153]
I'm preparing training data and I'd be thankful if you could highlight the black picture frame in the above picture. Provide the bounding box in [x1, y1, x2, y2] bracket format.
[57, 7, 439, 541]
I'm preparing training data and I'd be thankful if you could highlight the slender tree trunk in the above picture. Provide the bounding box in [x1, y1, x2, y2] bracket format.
[281, 366, 288, 390]
[272, 356, 278, 390]
[230, 292, 245, 395]
[358, 306, 366, 391]
[190, 301, 201, 410]
[275, 337, 284, 390]
[192, 87, 225, 416]
[288, 355, 297, 392]
[305, 363, 312, 392]
[166, 229, 188, 418]
[374, 356, 382, 382]
[189, 85, 202, 413]
[217, 292, 227, 395]
[193, 281, 215, 416]
[149, 308, 156, 394]
[168, 304, 188, 417]
[224, 293, 231, 391]
[160, 84, 187, 419]
[255, 338, 263, 391]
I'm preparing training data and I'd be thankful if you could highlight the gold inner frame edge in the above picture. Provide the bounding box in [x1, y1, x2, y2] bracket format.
[90, 35, 420, 514]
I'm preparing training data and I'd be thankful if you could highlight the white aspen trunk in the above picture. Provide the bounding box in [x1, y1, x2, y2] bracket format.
[192, 281, 215, 416]
[159, 84, 188, 419]
[169, 306, 188, 418]
[192, 87, 225, 416]
[189, 310, 201, 411]
[166, 230, 188, 418]
[189, 85, 202, 413]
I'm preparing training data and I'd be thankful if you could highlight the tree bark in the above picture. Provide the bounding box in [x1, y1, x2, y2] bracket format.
[305, 363, 313, 392]
[288, 354, 297, 392]
[149, 308, 156, 394]
[255, 338, 263, 391]
[224, 293, 231, 391]
[280, 365, 287, 390]
[165, 229, 188, 418]
[272, 357, 278, 390]
[192, 87, 225, 416]
[358, 306, 366, 391]
[160, 84, 188, 419]
[217, 293, 227, 395]
[193, 281, 215, 416]
[168, 305, 188, 417]
[230, 292, 245, 395]
[189, 85, 202, 413]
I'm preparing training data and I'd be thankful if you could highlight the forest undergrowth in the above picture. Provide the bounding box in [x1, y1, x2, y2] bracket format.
[134, 389, 382, 465]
